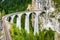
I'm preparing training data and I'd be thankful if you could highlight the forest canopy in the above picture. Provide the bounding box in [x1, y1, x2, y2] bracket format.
[0, 0, 32, 14]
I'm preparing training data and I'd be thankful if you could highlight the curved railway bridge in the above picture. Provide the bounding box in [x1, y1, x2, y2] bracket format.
[2, 10, 60, 40]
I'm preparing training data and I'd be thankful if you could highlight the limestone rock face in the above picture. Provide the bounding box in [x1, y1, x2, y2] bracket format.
[32, 0, 55, 11]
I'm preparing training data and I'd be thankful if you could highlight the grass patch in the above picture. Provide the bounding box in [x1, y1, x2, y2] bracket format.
[10, 24, 55, 40]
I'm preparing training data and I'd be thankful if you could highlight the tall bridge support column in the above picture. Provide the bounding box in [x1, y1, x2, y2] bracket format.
[25, 12, 31, 33]
[16, 14, 22, 29]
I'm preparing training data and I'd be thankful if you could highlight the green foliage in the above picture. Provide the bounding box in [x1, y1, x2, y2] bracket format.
[1, 9, 5, 16]
[13, 15, 18, 24]
[29, 13, 34, 33]
[58, 18, 60, 22]
[50, 15, 55, 18]
[44, 28, 55, 40]
[0, 31, 2, 37]
[10, 24, 55, 40]
[0, 0, 32, 15]
[21, 14, 26, 29]
[53, 0, 60, 11]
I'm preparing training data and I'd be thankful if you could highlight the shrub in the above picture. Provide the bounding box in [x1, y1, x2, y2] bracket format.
[10, 24, 55, 40]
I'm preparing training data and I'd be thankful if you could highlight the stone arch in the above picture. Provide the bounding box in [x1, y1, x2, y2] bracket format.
[39, 11, 46, 25]
[7, 16, 11, 22]
[21, 13, 26, 29]
[13, 15, 18, 24]
[29, 12, 36, 33]
[38, 11, 46, 28]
